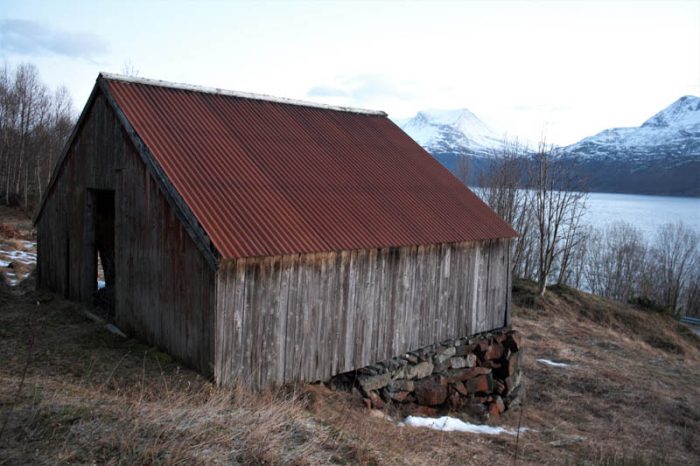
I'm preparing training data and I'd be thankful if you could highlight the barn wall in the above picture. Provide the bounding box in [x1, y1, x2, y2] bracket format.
[215, 238, 511, 388]
[36, 92, 216, 374]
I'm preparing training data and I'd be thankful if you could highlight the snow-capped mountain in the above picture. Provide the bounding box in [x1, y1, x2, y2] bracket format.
[560, 96, 700, 196]
[398, 108, 505, 158]
[563, 95, 700, 162]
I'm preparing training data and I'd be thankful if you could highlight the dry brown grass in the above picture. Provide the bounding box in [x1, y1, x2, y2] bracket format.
[1, 272, 699, 464]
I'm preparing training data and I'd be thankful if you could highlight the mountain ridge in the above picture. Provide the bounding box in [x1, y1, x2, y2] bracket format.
[397, 96, 700, 197]
[559, 95, 700, 196]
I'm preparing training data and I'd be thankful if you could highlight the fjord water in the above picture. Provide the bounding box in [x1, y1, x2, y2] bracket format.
[583, 192, 700, 238]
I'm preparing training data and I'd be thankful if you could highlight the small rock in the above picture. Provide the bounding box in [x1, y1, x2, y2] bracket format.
[488, 401, 501, 418]
[358, 371, 392, 392]
[391, 366, 406, 380]
[406, 361, 434, 379]
[388, 379, 414, 392]
[451, 381, 469, 396]
[493, 395, 505, 413]
[450, 354, 477, 369]
[444, 366, 492, 383]
[433, 358, 451, 373]
[414, 378, 448, 406]
[504, 370, 521, 395]
[466, 373, 493, 394]
[437, 345, 456, 357]
[389, 390, 411, 402]
[455, 343, 477, 356]
[483, 343, 505, 361]
[368, 390, 384, 409]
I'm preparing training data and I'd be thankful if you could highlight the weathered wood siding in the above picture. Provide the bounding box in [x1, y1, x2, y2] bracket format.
[215, 239, 511, 388]
[36, 92, 216, 374]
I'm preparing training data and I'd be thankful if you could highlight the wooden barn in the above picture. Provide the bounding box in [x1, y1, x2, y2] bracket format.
[34, 73, 517, 388]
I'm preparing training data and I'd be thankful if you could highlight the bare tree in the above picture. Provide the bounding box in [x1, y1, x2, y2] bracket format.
[476, 140, 534, 277]
[529, 141, 587, 296]
[646, 222, 699, 316]
[585, 222, 647, 301]
[0, 62, 73, 210]
[120, 60, 140, 77]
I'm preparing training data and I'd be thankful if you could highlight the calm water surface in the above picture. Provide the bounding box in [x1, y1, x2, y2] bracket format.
[583, 192, 700, 238]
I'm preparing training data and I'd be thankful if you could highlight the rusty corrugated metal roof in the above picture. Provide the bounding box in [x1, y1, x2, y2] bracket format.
[102, 74, 516, 260]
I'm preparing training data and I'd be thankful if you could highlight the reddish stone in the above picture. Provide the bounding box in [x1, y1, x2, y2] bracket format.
[483, 343, 505, 361]
[368, 390, 384, 409]
[495, 333, 507, 344]
[443, 366, 492, 384]
[389, 390, 411, 402]
[451, 381, 469, 396]
[488, 402, 501, 418]
[466, 374, 493, 394]
[363, 398, 372, 409]
[415, 378, 448, 406]
[494, 395, 505, 413]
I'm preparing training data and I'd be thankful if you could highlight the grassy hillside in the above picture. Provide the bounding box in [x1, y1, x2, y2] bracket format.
[1, 275, 699, 464]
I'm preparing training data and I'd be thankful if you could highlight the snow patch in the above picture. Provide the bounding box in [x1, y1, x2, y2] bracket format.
[401, 416, 528, 435]
[0, 260, 10, 267]
[537, 358, 571, 367]
[97, 280, 106, 290]
[0, 249, 37, 265]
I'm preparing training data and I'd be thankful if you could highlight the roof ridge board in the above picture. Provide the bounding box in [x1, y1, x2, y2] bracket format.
[98, 72, 387, 117]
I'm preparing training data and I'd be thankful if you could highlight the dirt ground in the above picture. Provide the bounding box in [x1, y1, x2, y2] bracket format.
[0, 213, 699, 464]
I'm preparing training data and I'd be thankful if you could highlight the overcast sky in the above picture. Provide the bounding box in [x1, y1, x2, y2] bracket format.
[1, 0, 698, 145]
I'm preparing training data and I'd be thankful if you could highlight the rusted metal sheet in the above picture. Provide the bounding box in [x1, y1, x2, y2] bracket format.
[103, 75, 516, 260]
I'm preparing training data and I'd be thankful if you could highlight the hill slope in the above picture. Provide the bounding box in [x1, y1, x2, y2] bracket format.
[1, 278, 698, 464]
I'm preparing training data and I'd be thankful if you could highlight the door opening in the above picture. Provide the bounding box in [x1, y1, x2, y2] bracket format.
[89, 189, 115, 315]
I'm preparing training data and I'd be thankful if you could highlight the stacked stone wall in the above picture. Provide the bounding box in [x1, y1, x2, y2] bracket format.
[329, 328, 523, 419]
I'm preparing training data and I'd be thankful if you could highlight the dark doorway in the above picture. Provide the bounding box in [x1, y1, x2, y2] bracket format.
[88, 189, 115, 315]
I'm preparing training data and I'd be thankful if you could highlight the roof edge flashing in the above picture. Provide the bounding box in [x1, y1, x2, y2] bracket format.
[98, 72, 387, 117]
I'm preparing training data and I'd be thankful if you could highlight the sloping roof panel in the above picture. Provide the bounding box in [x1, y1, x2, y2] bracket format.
[103, 75, 516, 259]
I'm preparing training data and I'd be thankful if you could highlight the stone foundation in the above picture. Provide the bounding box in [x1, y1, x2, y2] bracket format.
[329, 328, 523, 420]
